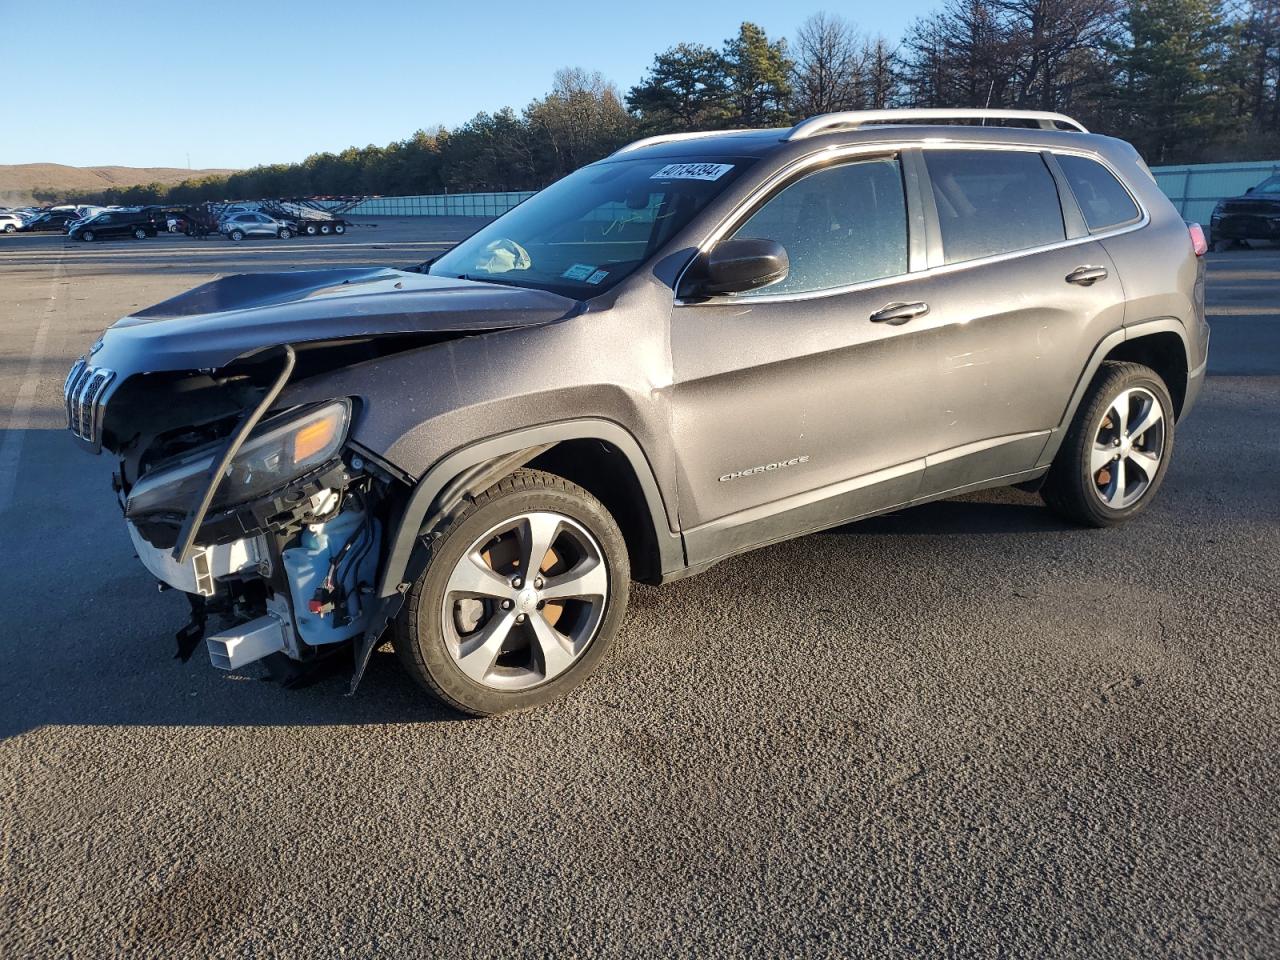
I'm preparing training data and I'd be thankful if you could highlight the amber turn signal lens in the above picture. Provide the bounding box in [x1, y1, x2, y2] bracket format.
[292, 415, 339, 462]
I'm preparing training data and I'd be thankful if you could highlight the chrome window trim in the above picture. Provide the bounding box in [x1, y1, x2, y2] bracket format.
[674, 139, 1149, 307]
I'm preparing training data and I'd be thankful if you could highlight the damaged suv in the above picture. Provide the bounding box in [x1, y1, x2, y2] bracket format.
[65, 109, 1209, 715]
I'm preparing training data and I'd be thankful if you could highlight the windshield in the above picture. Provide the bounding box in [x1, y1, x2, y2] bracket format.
[429, 156, 755, 296]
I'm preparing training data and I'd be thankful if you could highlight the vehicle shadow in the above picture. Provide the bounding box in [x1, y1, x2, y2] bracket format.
[836, 492, 1074, 538]
[0, 485, 1061, 741]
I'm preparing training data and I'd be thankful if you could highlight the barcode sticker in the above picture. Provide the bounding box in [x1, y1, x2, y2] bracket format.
[650, 163, 735, 181]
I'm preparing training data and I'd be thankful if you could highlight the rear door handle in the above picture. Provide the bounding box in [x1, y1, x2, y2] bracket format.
[1065, 265, 1108, 285]
[869, 301, 929, 325]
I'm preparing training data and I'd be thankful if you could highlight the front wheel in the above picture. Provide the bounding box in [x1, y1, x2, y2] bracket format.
[1042, 361, 1175, 527]
[229, 229, 245, 242]
[133, 227, 147, 240]
[393, 469, 630, 716]
[81, 230, 95, 242]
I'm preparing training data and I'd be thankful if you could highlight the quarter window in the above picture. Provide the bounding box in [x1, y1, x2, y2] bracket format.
[729, 156, 909, 296]
[924, 150, 1066, 264]
[1056, 154, 1140, 231]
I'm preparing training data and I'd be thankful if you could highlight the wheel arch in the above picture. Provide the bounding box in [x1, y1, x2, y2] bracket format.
[1100, 330, 1189, 418]
[376, 419, 684, 601]
[1037, 318, 1193, 469]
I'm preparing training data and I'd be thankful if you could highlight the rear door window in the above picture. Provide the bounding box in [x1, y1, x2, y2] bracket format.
[729, 155, 909, 296]
[1056, 154, 1140, 230]
[924, 149, 1066, 264]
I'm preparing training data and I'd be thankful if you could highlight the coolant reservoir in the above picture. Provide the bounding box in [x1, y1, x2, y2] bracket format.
[282, 507, 381, 646]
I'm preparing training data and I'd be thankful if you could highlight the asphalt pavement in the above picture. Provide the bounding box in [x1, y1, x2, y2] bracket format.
[1, 222, 1277, 958]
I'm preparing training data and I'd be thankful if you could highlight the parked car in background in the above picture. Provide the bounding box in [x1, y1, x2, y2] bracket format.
[18, 209, 80, 232]
[220, 211, 294, 241]
[0, 212, 22, 233]
[1209, 174, 1280, 248]
[68, 209, 159, 242]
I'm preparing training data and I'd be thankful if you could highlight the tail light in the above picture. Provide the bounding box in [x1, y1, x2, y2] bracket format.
[1187, 221, 1208, 257]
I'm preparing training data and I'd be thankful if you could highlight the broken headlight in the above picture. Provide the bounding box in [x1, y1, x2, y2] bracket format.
[126, 400, 351, 518]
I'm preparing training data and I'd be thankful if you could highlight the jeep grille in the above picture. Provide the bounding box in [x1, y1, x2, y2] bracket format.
[64, 358, 115, 444]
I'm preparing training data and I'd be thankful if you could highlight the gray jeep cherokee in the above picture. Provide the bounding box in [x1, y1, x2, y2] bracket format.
[64, 109, 1209, 715]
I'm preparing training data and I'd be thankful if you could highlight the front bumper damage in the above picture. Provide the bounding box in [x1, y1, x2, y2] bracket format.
[84, 344, 393, 690]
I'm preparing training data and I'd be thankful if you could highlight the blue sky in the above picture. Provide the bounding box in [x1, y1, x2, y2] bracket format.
[0, 0, 935, 170]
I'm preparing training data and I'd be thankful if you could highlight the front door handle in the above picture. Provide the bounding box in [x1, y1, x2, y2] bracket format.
[1066, 265, 1108, 285]
[869, 301, 929, 325]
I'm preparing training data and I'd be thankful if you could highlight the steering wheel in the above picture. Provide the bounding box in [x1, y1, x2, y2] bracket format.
[479, 237, 532, 273]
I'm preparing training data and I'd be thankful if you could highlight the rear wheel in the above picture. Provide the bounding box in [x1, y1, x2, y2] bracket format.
[1042, 361, 1174, 527]
[278, 227, 293, 239]
[2, 224, 15, 233]
[393, 469, 630, 716]
[333, 223, 346, 234]
[305, 223, 318, 235]
[133, 227, 147, 240]
[320, 223, 332, 235]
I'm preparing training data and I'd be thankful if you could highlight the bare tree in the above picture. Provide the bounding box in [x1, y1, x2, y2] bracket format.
[793, 12, 865, 115]
[526, 68, 635, 177]
[996, 0, 1119, 112]
[862, 36, 901, 107]
[902, 0, 1015, 108]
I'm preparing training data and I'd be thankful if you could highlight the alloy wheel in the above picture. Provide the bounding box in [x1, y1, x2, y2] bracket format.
[1091, 386, 1166, 509]
[440, 511, 608, 691]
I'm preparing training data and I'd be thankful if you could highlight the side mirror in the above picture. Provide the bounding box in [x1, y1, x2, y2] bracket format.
[693, 237, 789, 296]
[1246, 186, 1255, 194]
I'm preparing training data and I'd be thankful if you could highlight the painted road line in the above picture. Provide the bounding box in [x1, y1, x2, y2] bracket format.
[0, 250, 64, 512]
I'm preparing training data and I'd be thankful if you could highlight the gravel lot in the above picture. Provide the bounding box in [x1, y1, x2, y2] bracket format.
[1, 221, 1277, 958]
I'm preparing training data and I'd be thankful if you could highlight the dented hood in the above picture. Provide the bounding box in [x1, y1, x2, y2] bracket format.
[90, 267, 577, 374]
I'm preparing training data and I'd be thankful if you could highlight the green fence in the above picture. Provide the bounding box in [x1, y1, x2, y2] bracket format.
[1150, 160, 1280, 225]
[339, 192, 534, 217]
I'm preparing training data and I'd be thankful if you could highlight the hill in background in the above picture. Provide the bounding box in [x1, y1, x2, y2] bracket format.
[0, 163, 237, 205]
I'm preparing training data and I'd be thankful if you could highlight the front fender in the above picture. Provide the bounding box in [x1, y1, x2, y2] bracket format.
[375, 418, 684, 601]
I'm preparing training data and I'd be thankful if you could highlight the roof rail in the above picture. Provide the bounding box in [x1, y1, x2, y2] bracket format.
[611, 129, 756, 156]
[785, 109, 1088, 140]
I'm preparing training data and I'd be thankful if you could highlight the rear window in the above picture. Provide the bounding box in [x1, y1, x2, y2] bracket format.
[924, 149, 1066, 264]
[1057, 154, 1140, 230]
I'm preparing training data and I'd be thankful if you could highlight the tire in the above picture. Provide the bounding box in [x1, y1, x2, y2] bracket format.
[320, 223, 332, 235]
[278, 228, 293, 239]
[82, 230, 95, 242]
[333, 223, 346, 235]
[1041, 361, 1175, 527]
[133, 227, 147, 240]
[229, 229, 245, 242]
[2, 224, 15, 233]
[305, 223, 318, 235]
[393, 468, 630, 716]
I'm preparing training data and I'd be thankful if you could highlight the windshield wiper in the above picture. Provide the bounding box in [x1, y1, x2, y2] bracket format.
[457, 273, 522, 288]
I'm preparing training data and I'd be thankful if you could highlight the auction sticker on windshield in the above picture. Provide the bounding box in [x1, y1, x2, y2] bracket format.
[651, 163, 734, 181]
[561, 264, 597, 281]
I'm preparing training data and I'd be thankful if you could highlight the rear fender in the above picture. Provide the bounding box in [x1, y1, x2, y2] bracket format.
[1035, 317, 1194, 469]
